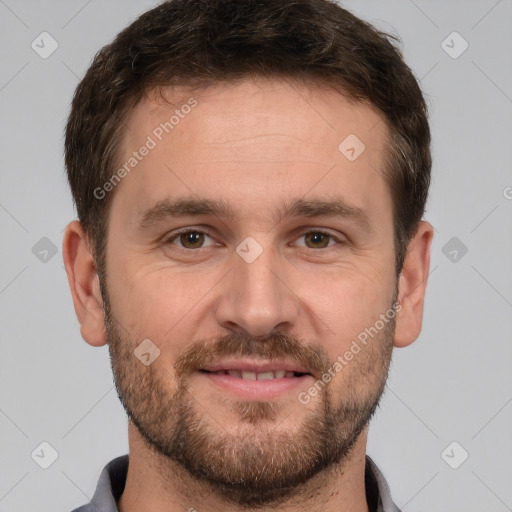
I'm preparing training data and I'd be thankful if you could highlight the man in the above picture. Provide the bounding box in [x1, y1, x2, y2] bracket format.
[62, 0, 433, 510]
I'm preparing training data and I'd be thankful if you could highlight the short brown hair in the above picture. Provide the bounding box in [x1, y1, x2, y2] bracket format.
[65, 0, 431, 277]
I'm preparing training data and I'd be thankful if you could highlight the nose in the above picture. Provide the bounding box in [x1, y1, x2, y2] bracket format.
[214, 243, 300, 337]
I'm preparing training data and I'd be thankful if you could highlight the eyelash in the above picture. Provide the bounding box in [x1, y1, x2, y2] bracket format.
[164, 228, 344, 250]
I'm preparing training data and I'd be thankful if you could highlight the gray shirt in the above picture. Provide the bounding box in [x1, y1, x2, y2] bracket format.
[70, 454, 402, 512]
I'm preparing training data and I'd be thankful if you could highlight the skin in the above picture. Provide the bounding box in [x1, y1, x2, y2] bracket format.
[63, 77, 433, 512]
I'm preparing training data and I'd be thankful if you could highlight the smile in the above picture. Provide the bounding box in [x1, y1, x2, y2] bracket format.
[199, 369, 310, 380]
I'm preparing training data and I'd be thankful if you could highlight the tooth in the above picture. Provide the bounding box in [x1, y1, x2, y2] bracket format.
[241, 371, 257, 380]
[274, 370, 286, 379]
[227, 370, 242, 378]
[256, 371, 274, 380]
[284, 371, 294, 378]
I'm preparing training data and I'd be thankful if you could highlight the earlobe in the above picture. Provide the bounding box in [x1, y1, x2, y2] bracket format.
[62, 220, 108, 347]
[393, 221, 434, 348]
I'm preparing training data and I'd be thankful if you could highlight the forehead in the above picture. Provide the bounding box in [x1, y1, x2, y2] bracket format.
[112, 78, 391, 227]
[127, 78, 387, 153]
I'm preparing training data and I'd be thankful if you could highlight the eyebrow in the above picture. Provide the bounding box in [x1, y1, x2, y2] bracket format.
[138, 196, 372, 232]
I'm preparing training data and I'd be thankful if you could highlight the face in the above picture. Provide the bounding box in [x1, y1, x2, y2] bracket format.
[102, 78, 398, 506]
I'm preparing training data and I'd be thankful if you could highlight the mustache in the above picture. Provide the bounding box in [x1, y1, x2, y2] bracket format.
[173, 330, 333, 380]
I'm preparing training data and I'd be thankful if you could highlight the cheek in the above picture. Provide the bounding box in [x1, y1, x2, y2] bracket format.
[107, 260, 217, 341]
[303, 267, 396, 356]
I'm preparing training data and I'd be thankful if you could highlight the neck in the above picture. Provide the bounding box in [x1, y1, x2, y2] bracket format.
[118, 422, 370, 512]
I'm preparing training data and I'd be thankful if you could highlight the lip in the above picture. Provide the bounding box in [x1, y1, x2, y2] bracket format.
[200, 358, 312, 375]
[197, 368, 313, 400]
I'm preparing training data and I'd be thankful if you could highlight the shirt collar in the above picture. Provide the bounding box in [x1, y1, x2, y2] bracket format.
[365, 456, 402, 512]
[81, 454, 401, 512]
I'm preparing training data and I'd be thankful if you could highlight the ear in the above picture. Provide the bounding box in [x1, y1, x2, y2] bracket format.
[62, 220, 107, 347]
[394, 221, 434, 348]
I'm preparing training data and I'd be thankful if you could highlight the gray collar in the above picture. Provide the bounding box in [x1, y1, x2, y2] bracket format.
[71, 454, 401, 512]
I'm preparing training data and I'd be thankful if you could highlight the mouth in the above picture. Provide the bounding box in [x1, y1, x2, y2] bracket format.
[195, 360, 315, 400]
[199, 369, 311, 380]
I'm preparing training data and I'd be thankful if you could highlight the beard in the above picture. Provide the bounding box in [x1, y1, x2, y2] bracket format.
[102, 284, 396, 508]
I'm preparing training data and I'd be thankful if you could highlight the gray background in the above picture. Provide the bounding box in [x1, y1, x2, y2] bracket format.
[0, 0, 511, 511]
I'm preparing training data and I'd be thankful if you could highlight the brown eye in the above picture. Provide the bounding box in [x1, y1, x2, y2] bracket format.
[302, 232, 335, 249]
[179, 231, 204, 249]
[167, 230, 215, 249]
